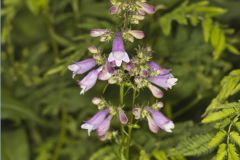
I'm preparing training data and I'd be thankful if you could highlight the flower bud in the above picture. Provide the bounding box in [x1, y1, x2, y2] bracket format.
[132, 108, 141, 119]
[118, 108, 128, 124]
[128, 30, 145, 39]
[88, 46, 98, 54]
[90, 29, 108, 37]
[92, 97, 102, 105]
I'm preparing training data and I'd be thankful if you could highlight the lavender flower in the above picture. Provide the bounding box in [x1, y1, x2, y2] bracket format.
[148, 61, 178, 90]
[90, 29, 108, 37]
[137, 2, 156, 14]
[97, 115, 112, 137]
[79, 69, 101, 94]
[148, 83, 163, 98]
[108, 32, 130, 67]
[81, 109, 109, 136]
[147, 116, 160, 133]
[146, 107, 174, 133]
[98, 62, 114, 80]
[118, 108, 128, 124]
[68, 58, 96, 78]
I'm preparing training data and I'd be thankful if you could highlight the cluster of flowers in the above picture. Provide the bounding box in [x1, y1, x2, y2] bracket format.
[68, 0, 177, 139]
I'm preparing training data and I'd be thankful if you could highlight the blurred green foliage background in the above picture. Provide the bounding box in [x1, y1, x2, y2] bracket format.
[1, 0, 240, 160]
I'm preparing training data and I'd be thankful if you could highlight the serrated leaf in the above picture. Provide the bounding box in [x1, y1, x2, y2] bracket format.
[230, 131, 240, 147]
[216, 143, 226, 160]
[208, 130, 227, 149]
[202, 108, 235, 123]
[228, 144, 239, 160]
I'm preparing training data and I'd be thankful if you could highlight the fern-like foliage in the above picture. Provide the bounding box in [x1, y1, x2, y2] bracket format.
[202, 69, 240, 159]
[158, 0, 239, 59]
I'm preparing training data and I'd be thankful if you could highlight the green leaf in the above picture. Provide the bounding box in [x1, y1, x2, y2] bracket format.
[2, 128, 30, 160]
[26, 0, 48, 15]
[139, 150, 150, 160]
[230, 131, 240, 147]
[228, 144, 239, 160]
[152, 150, 168, 160]
[202, 17, 212, 42]
[216, 143, 226, 160]
[160, 17, 172, 36]
[226, 44, 240, 55]
[213, 32, 226, 59]
[208, 130, 227, 149]
[210, 24, 221, 47]
[202, 108, 235, 123]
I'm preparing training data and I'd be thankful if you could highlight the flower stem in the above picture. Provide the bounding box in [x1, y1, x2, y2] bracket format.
[119, 84, 125, 159]
[126, 88, 136, 160]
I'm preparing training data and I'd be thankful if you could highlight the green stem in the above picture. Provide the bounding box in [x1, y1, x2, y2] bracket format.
[119, 84, 125, 160]
[51, 107, 68, 160]
[126, 89, 136, 160]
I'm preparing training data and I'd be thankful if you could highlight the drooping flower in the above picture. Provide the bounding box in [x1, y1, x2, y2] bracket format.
[68, 58, 96, 78]
[146, 107, 174, 133]
[90, 29, 108, 37]
[108, 32, 130, 67]
[148, 61, 178, 90]
[147, 115, 159, 133]
[98, 62, 115, 80]
[79, 69, 101, 94]
[118, 108, 128, 124]
[148, 83, 163, 98]
[128, 30, 145, 39]
[136, 2, 156, 14]
[81, 109, 109, 136]
[97, 115, 112, 137]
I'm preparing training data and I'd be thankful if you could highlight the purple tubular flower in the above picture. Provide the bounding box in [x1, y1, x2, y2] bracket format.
[68, 58, 96, 78]
[109, 5, 119, 14]
[81, 109, 109, 136]
[79, 69, 100, 94]
[108, 32, 130, 67]
[148, 61, 161, 71]
[148, 74, 178, 90]
[118, 108, 128, 124]
[148, 83, 163, 98]
[146, 107, 174, 133]
[97, 115, 112, 137]
[90, 29, 108, 37]
[148, 61, 177, 90]
[137, 2, 156, 14]
[147, 116, 160, 133]
[98, 62, 114, 80]
[129, 30, 145, 39]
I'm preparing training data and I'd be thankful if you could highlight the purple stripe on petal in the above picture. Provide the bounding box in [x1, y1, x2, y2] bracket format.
[79, 69, 99, 94]
[147, 116, 160, 133]
[81, 109, 109, 136]
[68, 58, 96, 78]
[118, 108, 128, 125]
[97, 115, 112, 137]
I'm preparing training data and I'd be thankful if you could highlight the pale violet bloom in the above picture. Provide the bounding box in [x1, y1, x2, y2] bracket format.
[108, 32, 130, 67]
[68, 58, 96, 78]
[148, 83, 163, 98]
[118, 108, 128, 124]
[90, 29, 108, 37]
[98, 62, 114, 81]
[148, 61, 178, 90]
[128, 30, 145, 39]
[97, 115, 112, 137]
[81, 109, 110, 136]
[147, 116, 160, 133]
[79, 69, 101, 94]
[146, 107, 174, 133]
[137, 2, 156, 14]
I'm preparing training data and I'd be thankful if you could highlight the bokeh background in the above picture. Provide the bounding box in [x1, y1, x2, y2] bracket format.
[1, 0, 240, 160]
